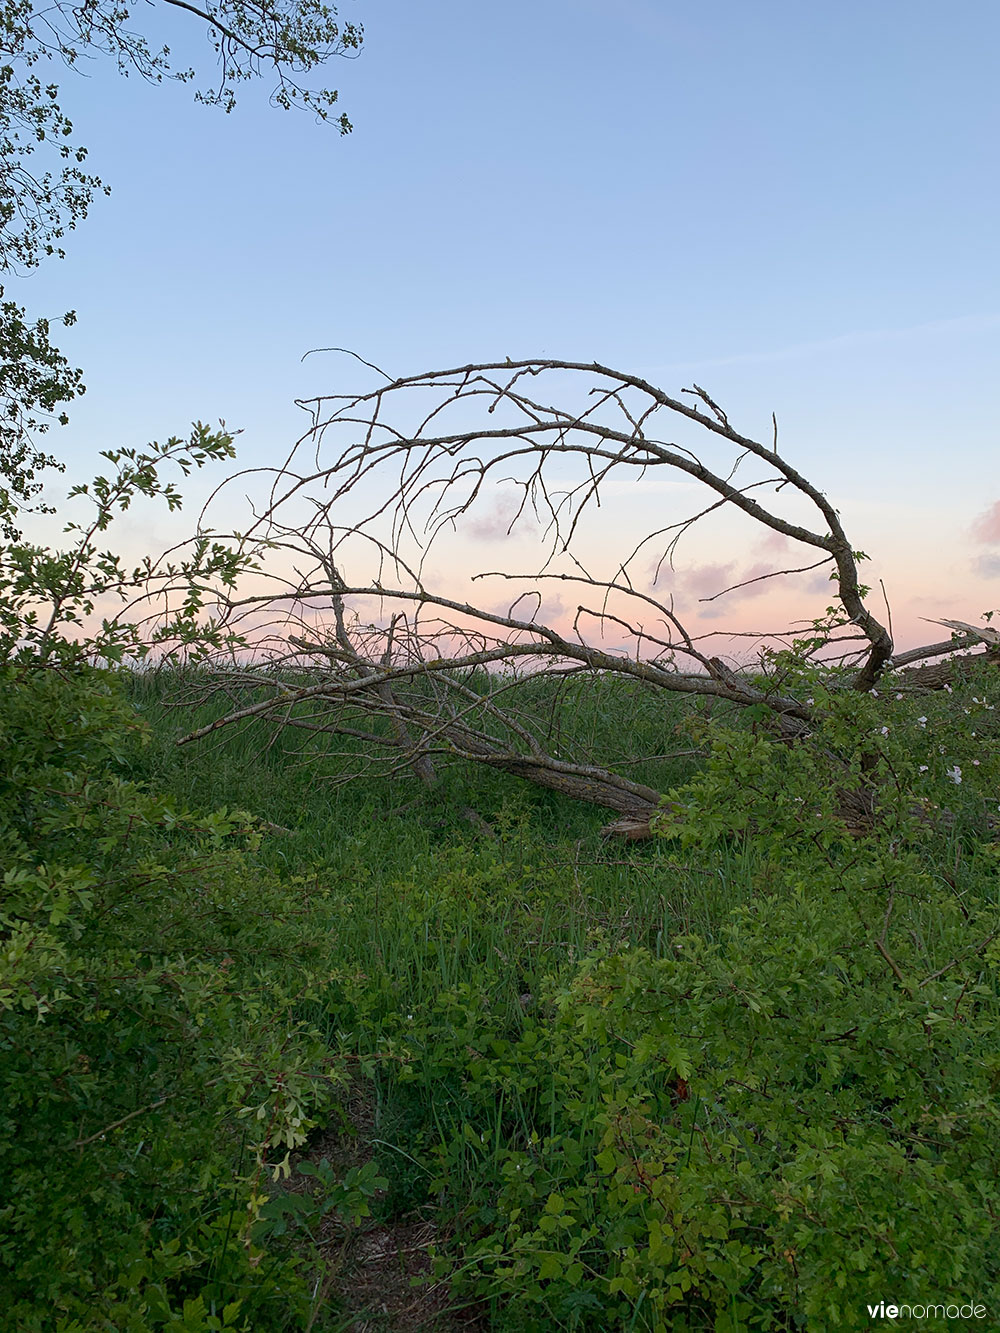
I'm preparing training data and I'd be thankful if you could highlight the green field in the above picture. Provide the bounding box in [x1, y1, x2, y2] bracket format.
[4, 652, 1000, 1332]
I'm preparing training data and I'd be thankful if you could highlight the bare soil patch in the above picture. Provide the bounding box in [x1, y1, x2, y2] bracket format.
[284, 1087, 488, 1332]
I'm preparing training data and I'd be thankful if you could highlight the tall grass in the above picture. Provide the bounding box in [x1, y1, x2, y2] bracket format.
[114, 662, 1000, 1329]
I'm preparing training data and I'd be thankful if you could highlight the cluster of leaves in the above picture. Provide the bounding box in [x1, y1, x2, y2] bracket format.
[0, 445, 356, 1329]
[0, 0, 361, 270]
[0, 20, 104, 273]
[0, 292, 84, 538]
[0, 0, 362, 538]
[318, 659, 1000, 1331]
[0, 424, 253, 667]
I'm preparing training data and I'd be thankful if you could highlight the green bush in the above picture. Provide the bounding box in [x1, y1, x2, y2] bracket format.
[442, 890, 1000, 1329]
[348, 658, 1000, 1331]
[0, 437, 346, 1330]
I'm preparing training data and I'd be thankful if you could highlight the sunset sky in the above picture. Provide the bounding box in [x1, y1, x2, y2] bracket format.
[13, 0, 1000, 653]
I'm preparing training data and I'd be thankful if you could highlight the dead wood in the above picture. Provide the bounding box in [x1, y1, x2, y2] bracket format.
[159, 355, 994, 830]
[896, 649, 1000, 692]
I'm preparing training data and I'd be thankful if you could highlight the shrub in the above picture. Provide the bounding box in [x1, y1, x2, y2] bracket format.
[370, 660, 1000, 1330]
[0, 436, 343, 1330]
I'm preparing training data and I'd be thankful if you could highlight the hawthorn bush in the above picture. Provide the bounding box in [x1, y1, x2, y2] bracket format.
[333, 656, 1000, 1331]
[0, 438, 347, 1331]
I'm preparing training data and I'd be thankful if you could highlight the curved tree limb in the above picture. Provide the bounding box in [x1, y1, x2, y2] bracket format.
[163, 357, 991, 830]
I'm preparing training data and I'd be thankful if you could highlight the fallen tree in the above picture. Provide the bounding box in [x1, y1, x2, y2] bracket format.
[174, 357, 999, 833]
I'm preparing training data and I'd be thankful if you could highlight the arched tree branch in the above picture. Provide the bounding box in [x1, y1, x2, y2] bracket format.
[167, 357, 990, 831]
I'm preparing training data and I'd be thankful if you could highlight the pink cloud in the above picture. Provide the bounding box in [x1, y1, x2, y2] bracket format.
[806, 571, 835, 595]
[730, 561, 778, 600]
[668, 561, 735, 599]
[756, 530, 792, 555]
[677, 559, 793, 606]
[487, 591, 571, 630]
[467, 497, 538, 541]
[971, 501, 1000, 544]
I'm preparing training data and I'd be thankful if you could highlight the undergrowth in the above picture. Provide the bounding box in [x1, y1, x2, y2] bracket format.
[116, 656, 1000, 1331]
[4, 438, 1000, 1329]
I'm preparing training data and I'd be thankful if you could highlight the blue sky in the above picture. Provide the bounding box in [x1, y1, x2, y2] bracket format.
[13, 0, 1000, 645]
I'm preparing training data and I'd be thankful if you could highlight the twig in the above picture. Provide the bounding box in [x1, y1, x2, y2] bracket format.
[873, 939, 911, 994]
[71, 1095, 171, 1149]
[918, 930, 999, 989]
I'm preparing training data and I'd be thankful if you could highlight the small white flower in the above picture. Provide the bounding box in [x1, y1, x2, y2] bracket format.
[972, 759, 981, 766]
[870, 689, 879, 697]
[895, 693, 903, 700]
[943, 684, 953, 694]
[919, 765, 929, 773]
[946, 766, 962, 784]
[805, 697, 814, 706]
[880, 726, 889, 736]
[917, 716, 927, 727]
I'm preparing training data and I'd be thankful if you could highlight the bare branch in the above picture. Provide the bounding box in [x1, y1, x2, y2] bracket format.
[163, 356, 936, 827]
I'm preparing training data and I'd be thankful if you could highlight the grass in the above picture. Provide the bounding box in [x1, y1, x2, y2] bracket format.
[123, 666, 752, 950]
[112, 662, 1000, 1330]
[118, 666, 762, 1326]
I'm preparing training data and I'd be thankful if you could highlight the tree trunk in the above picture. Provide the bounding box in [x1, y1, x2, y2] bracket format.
[898, 649, 1000, 691]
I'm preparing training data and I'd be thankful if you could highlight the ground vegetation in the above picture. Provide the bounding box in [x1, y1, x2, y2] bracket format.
[2, 419, 1000, 1328]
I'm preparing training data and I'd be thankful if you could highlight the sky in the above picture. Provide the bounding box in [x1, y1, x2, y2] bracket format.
[11, 0, 1000, 653]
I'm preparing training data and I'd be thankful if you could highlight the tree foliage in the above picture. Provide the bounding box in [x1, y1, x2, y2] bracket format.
[0, 0, 362, 533]
[0, 0, 361, 271]
[0, 291, 82, 537]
